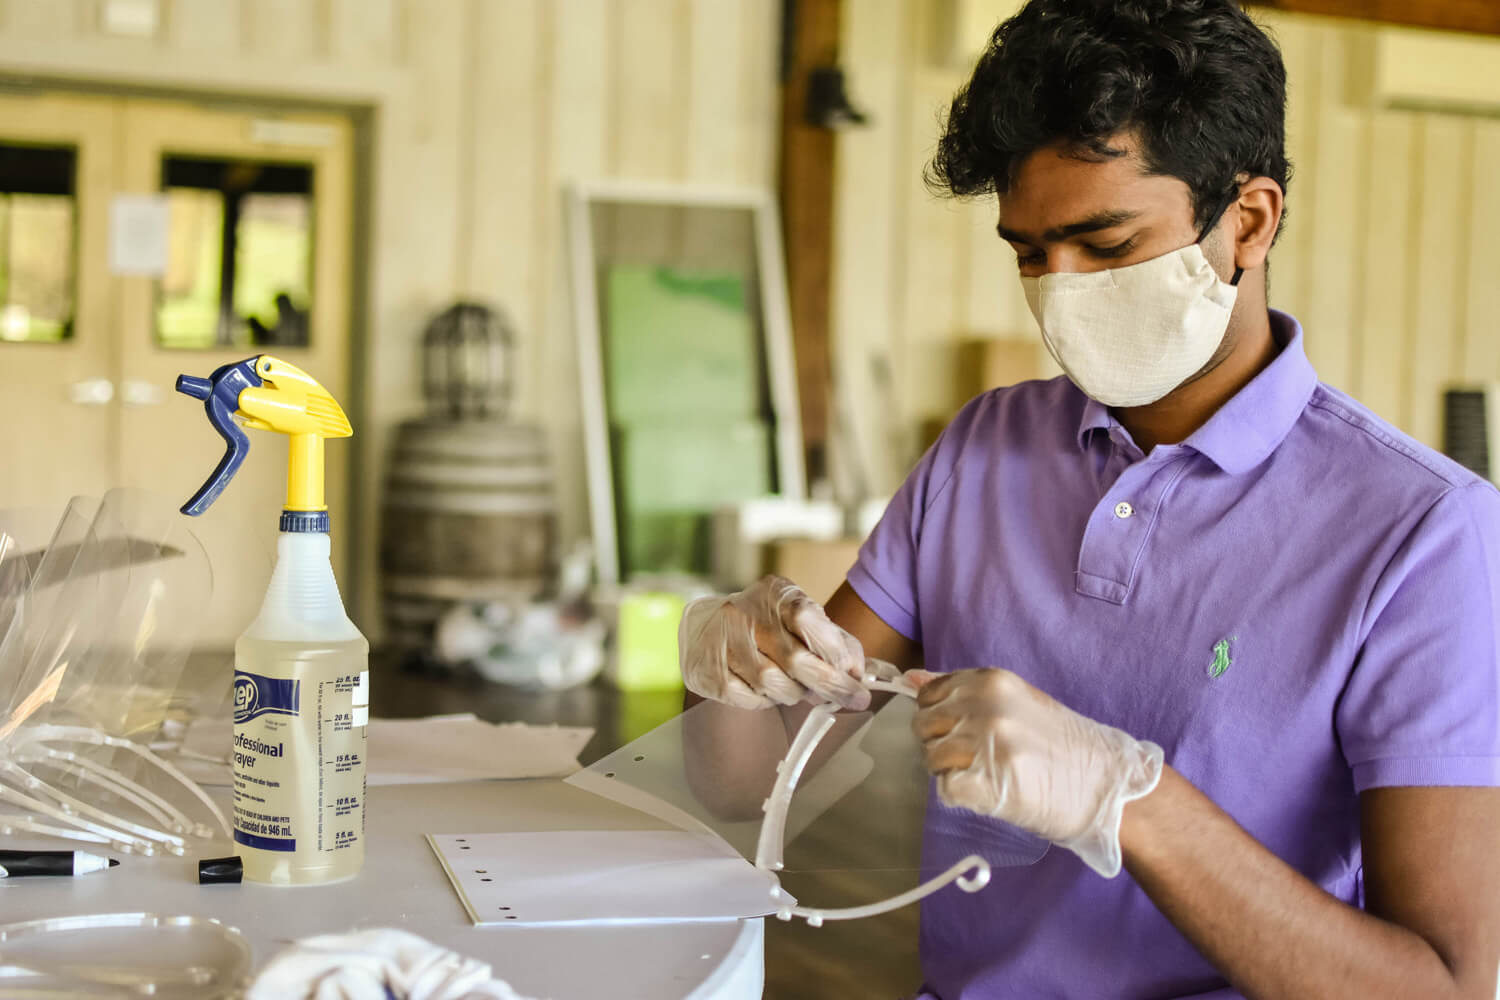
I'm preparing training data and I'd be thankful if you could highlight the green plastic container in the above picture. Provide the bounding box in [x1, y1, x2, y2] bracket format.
[611, 590, 688, 691]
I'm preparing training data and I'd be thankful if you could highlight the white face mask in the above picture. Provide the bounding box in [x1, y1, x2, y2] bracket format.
[1020, 241, 1240, 408]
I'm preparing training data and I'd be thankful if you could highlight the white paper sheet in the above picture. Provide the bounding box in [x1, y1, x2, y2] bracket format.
[108, 194, 170, 275]
[427, 831, 784, 926]
[171, 714, 593, 786]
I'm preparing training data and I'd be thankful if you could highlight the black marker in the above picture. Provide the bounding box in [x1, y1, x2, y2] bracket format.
[0, 850, 118, 877]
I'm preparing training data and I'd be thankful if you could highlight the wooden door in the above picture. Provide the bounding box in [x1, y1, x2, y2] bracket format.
[0, 92, 120, 512]
[112, 98, 355, 648]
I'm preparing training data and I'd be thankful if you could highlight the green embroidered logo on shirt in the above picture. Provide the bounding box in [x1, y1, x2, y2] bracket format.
[1209, 637, 1236, 679]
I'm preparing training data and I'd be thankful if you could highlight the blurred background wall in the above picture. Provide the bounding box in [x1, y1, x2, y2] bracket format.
[833, 1, 1500, 494]
[0, 0, 781, 633]
[3, 0, 1499, 638]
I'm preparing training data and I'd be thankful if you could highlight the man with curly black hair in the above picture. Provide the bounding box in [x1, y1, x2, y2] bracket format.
[679, 1, 1500, 995]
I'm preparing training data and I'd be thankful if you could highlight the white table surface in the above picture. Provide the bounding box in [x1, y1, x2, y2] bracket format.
[4, 780, 764, 999]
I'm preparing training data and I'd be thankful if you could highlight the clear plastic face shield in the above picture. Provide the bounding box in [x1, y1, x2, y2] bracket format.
[566, 665, 1049, 926]
[0, 489, 230, 856]
[0, 912, 252, 999]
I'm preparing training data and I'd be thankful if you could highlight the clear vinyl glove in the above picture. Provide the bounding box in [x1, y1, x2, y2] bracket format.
[678, 575, 871, 711]
[910, 667, 1164, 878]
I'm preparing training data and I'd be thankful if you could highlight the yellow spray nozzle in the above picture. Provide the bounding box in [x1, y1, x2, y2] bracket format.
[237, 356, 350, 514]
[177, 355, 351, 520]
[238, 356, 352, 440]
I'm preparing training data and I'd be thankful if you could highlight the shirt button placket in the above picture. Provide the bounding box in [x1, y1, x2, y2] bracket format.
[1076, 456, 1188, 604]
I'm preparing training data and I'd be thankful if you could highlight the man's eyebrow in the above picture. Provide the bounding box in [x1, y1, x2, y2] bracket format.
[996, 209, 1141, 245]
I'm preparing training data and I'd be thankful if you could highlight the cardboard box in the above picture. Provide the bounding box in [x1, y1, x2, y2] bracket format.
[956, 337, 1046, 401]
[763, 537, 865, 605]
[711, 498, 844, 590]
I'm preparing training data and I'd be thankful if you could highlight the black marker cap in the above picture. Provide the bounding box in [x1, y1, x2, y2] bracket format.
[198, 855, 243, 885]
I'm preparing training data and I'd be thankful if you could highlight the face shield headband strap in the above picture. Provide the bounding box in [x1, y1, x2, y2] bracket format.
[1197, 185, 1245, 287]
[754, 667, 994, 926]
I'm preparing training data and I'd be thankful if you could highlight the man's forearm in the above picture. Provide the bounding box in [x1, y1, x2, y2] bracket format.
[1119, 766, 1471, 999]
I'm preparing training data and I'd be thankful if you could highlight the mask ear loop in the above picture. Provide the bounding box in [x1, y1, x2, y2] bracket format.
[754, 665, 993, 927]
[1200, 181, 1246, 287]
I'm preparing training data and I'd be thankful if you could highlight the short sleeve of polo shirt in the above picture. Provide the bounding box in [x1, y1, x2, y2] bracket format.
[1337, 482, 1500, 791]
[847, 393, 990, 645]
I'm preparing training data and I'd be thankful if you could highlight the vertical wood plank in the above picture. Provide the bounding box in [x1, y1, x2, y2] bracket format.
[832, 0, 911, 496]
[684, 0, 745, 183]
[1264, 14, 1318, 320]
[243, 0, 325, 60]
[882, 0, 923, 469]
[608, 0, 686, 264]
[538, 0, 612, 541]
[612, 0, 688, 181]
[389, 0, 466, 344]
[900, 72, 966, 423]
[328, 0, 397, 66]
[74, 0, 101, 36]
[1356, 112, 1415, 425]
[1463, 121, 1500, 383]
[166, 0, 241, 52]
[1300, 108, 1363, 391]
[464, 0, 544, 391]
[1298, 27, 1357, 390]
[1405, 117, 1468, 448]
[4, 0, 79, 38]
[737, 0, 780, 191]
[679, 0, 744, 270]
[549, 0, 611, 182]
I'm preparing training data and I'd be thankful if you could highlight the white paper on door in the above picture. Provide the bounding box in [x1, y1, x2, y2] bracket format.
[108, 193, 170, 276]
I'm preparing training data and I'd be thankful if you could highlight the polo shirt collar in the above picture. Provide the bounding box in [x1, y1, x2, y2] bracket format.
[1074, 310, 1318, 474]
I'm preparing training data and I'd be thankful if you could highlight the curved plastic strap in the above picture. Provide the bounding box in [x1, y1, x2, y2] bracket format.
[176, 357, 262, 516]
[0, 779, 158, 853]
[771, 854, 992, 926]
[863, 677, 917, 697]
[19, 748, 187, 834]
[756, 673, 916, 872]
[754, 703, 838, 872]
[754, 668, 999, 927]
[102, 733, 231, 839]
[30, 724, 231, 838]
[0, 814, 112, 845]
[0, 761, 186, 852]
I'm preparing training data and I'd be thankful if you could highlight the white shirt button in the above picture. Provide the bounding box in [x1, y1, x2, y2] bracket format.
[1114, 501, 1134, 519]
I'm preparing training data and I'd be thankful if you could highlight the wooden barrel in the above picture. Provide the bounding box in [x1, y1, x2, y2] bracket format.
[380, 418, 557, 649]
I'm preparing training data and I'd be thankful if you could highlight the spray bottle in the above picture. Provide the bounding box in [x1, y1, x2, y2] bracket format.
[177, 355, 367, 885]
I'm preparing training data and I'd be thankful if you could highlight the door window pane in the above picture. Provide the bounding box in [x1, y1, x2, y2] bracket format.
[0, 143, 76, 344]
[156, 156, 313, 350]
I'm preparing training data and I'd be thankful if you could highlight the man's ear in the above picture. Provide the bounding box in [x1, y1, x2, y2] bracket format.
[1231, 176, 1283, 273]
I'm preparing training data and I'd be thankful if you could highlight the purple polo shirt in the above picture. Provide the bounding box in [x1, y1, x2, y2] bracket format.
[848, 312, 1500, 999]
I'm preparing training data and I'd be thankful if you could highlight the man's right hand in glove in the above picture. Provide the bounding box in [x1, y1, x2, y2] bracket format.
[678, 575, 873, 711]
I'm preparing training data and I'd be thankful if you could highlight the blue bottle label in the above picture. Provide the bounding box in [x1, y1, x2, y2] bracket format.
[233, 670, 300, 724]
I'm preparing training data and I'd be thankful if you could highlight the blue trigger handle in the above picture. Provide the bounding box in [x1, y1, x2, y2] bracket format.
[176, 357, 264, 517]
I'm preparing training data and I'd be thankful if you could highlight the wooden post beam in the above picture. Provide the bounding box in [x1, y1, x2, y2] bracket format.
[778, 0, 840, 488]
